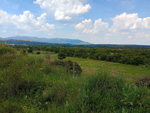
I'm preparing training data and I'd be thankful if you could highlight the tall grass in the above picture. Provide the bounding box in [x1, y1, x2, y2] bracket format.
[0, 53, 150, 113]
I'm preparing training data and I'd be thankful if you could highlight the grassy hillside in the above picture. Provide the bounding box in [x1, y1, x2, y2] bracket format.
[38, 52, 150, 82]
[64, 57, 150, 82]
[0, 46, 150, 112]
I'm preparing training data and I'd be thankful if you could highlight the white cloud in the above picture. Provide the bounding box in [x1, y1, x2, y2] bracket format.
[0, 10, 54, 34]
[109, 13, 150, 43]
[135, 32, 150, 39]
[75, 23, 84, 29]
[74, 13, 150, 44]
[75, 18, 108, 34]
[127, 36, 132, 39]
[110, 13, 150, 32]
[34, 0, 91, 21]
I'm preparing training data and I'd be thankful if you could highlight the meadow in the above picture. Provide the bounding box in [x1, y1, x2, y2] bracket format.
[0, 44, 150, 113]
[30, 51, 150, 82]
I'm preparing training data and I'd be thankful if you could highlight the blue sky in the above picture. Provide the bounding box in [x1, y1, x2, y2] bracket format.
[0, 0, 150, 45]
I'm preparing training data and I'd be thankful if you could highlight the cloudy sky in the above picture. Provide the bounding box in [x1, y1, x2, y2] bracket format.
[0, 0, 150, 45]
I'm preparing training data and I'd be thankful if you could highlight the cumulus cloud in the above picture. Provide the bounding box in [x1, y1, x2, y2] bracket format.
[76, 13, 150, 36]
[110, 13, 150, 32]
[75, 13, 150, 44]
[75, 18, 108, 34]
[108, 13, 150, 43]
[33, 0, 91, 21]
[0, 10, 54, 34]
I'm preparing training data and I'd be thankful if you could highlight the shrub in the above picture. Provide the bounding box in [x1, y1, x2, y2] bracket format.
[131, 56, 144, 65]
[52, 60, 66, 67]
[28, 48, 33, 53]
[0, 55, 17, 68]
[65, 60, 82, 76]
[68, 61, 82, 76]
[20, 49, 27, 55]
[58, 53, 66, 60]
[65, 60, 74, 74]
[36, 52, 40, 55]
[52, 60, 82, 76]
[0, 47, 16, 55]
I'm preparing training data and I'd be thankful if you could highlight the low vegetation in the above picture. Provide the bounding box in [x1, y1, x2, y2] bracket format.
[49, 46, 150, 66]
[0, 44, 150, 112]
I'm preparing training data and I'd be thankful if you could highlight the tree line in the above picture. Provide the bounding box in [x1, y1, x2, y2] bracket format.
[49, 47, 150, 66]
[12, 45, 150, 66]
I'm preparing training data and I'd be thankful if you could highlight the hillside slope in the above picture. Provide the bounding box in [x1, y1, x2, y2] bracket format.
[1, 36, 90, 45]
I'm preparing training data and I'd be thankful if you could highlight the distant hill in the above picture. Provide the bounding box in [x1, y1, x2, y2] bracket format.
[0, 36, 150, 47]
[1, 36, 90, 45]
[82, 44, 150, 48]
[0, 39, 68, 46]
[45, 38, 90, 45]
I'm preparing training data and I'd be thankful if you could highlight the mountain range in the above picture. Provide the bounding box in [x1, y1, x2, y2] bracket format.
[0, 36, 150, 48]
[0, 36, 90, 45]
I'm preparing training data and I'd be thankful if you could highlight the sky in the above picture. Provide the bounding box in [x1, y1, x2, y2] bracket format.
[0, 0, 150, 45]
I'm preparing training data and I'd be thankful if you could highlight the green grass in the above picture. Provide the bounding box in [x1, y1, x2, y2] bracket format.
[65, 57, 150, 82]
[1, 51, 150, 113]
[37, 53, 150, 82]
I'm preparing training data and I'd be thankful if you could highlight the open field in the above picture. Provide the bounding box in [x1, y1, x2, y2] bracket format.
[1, 46, 150, 112]
[31, 53, 150, 83]
[66, 57, 150, 82]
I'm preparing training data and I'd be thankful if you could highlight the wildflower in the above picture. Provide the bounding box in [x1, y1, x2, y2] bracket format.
[64, 70, 66, 72]
[68, 98, 71, 101]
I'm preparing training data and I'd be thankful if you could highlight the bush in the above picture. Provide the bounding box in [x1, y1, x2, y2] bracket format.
[0, 55, 17, 68]
[52, 60, 82, 76]
[0, 47, 16, 55]
[131, 56, 144, 65]
[58, 53, 66, 60]
[52, 60, 66, 67]
[65, 60, 82, 76]
[28, 48, 33, 53]
[65, 60, 74, 74]
[20, 49, 27, 55]
[36, 52, 40, 55]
